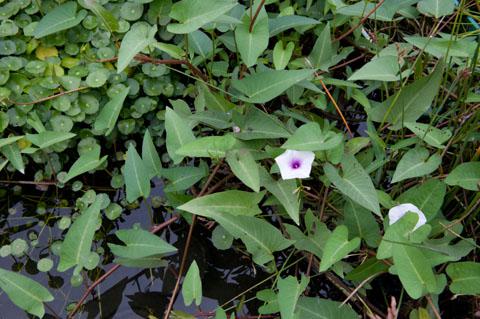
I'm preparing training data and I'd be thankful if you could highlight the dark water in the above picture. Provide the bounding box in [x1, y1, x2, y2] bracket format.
[0, 181, 269, 318]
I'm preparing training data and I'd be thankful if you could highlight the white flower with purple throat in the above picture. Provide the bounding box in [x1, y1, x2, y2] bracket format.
[275, 150, 315, 180]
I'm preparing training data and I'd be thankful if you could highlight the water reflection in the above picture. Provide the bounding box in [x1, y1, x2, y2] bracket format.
[0, 182, 269, 318]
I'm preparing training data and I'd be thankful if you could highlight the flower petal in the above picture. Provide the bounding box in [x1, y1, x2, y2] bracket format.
[274, 150, 315, 180]
[388, 203, 426, 230]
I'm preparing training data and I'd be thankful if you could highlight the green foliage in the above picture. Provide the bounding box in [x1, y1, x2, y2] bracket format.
[108, 228, 176, 267]
[0, 0, 478, 317]
[0, 268, 53, 318]
[182, 260, 202, 306]
[277, 275, 309, 319]
[391, 147, 442, 183]
[324, 154, 381, 216]
[445, 162, 480, 191]
[58, 196, 102, 272]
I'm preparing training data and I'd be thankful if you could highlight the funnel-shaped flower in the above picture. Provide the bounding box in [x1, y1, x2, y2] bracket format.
[388, 203, 426, 231]
[275, 150, 315, 180]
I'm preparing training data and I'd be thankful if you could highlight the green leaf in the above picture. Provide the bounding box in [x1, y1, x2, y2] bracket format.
[64, 146, 107, 183]
[178, 190, 264, 217]
[165, 107, 196, 164]
[176, 135, 238, 158]
[404, 122, 452, 149]
[417, 0, 455, 18]
[0, 136, 23, 148]
[446, 262, 480, 295]
[0, 268, 53, 318]
[337, 0, 409, 21]
[94, 86, 130, 135]
[296, 297, 358, 319]
[108, 228, 177, 260]
[124, 144, 151, 203]
[226, 149, 260, 192]
[264, 178, 300, 225]
[84, 0, 119, 33]
[307, 23, 334, 71]
[0, 142, 24, 174]
[199, 84, 236, 112]
[269, 15, 319, 37]
[58, 197, 102, 271]
[234, 106, 291, 140]
[163, 165, 208, 192]
[26, 131, 76, 149]
[142, 130, 162, 179]
[348, 56, 401, 82]
[277, 276, 309, 319]
[391, 147, 441, 183]
[343, 199, 381, 248]
[187, 210, 292, 265]
[117, 23, 157, 73]
[281, 122, 343, 151]
[285, 221, 330, 259]
[346, 257, 389, 282]
[273, 41, 294, 70]
[392, 244, 437, 299]
[324, 154, 381, 216]
[167, 0, 237, 34]
[445, 162, 480, 191]
[182, 260, 202, 306]
[235, 2, 269, 67]
[369, 60, 444, 129]
[231, 69, 315, 104]
[396, 179, 446, 220]
[33, 2, 87, 38]
[405, 36, 476, 59]
[114, 255, 169, 268]
[319, 225, 360, 272]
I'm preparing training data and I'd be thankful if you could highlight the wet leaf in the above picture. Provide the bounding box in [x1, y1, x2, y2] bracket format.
[182, 260, 202, 306]
[58, 197, 102, 272]
[0, 268, 53, 318]
[124, 144, 151, 202]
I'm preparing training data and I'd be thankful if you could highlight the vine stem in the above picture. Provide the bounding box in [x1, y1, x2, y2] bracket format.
[163, 160, 224, 319]
[249, 0, 266, 33]
[98, 54, 208, 82]
[13, 87, 88, 106]
[67, 215, 179, 318]
[334, 0, 386, 42]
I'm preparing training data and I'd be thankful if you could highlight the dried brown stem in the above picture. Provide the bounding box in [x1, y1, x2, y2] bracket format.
[13, 87, 88, 106]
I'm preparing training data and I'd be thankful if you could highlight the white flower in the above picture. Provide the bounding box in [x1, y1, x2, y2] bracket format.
[274, 150, 315, 180]
[388, 203, 427, 231]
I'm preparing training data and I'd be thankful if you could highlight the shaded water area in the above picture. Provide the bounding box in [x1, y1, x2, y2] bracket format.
[0, 177, 341, 319]
[0, 180, 268, 318]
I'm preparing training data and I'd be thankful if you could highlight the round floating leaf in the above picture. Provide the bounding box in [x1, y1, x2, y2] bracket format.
[105, 202, 123, 220]
[37, 258, 54, 272]
[84, 252, 100, 270]
[212, 225, 233, 250]
[0, 244, 11, 257]
[11, 238, 28, 257]
[57, 216, 71, 230]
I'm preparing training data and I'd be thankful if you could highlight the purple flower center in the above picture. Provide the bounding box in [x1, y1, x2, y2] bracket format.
[290, 159, 301, 169]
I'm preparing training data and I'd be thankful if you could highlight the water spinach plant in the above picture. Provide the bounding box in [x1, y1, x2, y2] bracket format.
[0, 0, 479, 318]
